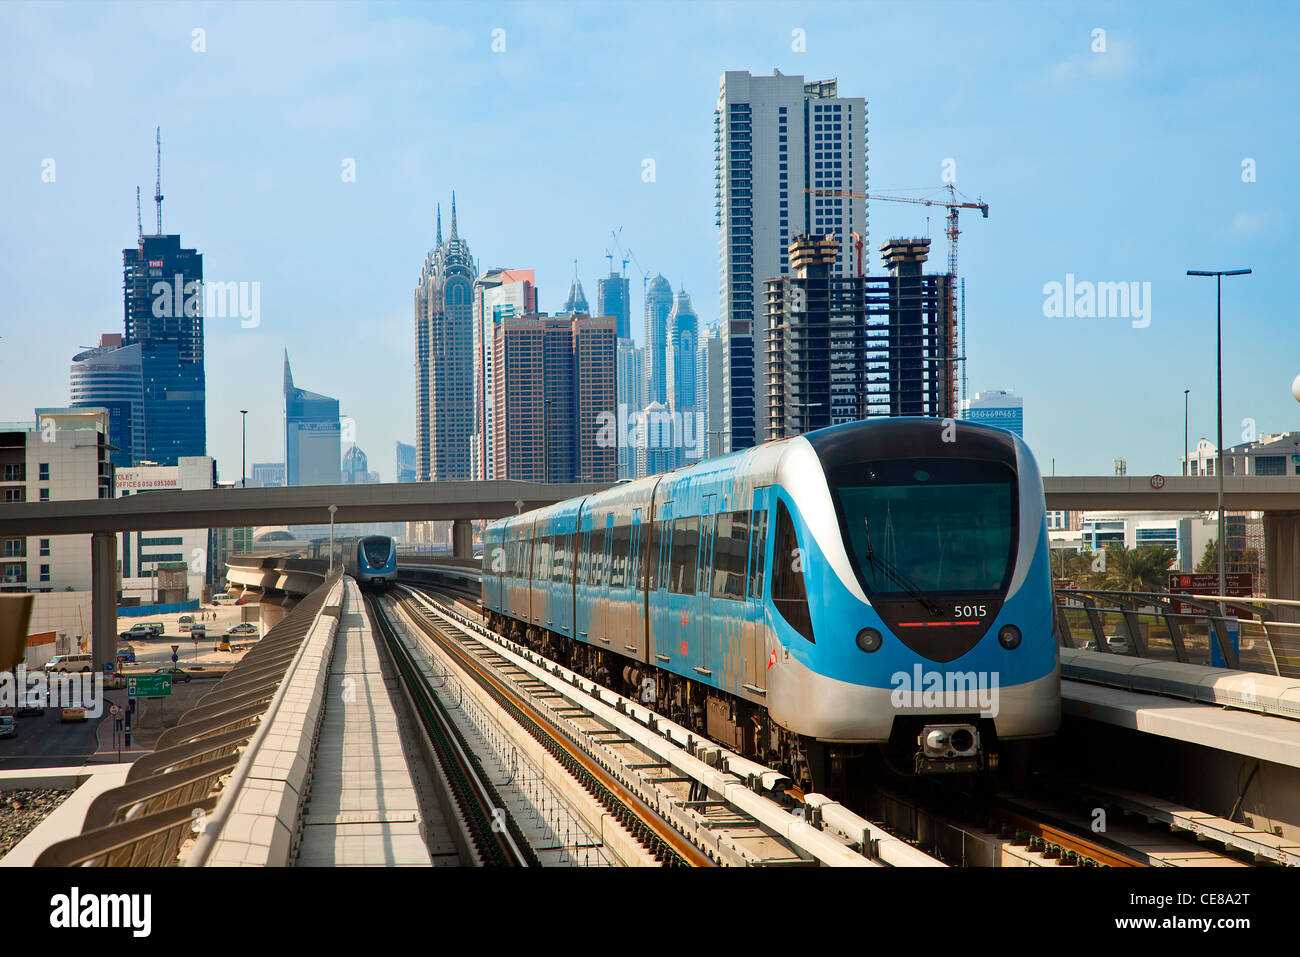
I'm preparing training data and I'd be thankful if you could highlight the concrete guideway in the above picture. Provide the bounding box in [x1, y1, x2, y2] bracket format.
[189, 578, 432, 866]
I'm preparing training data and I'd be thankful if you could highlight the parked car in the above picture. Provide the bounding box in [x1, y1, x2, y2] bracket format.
[116, 645, 136, 664]
[235, 598, 248, 605]
[225, 623, 258, 636]
[123, 624, 154, 641]
[1105, 635, 1132, 654]
[154, 667, 191, 684]
[0, 716, 16, 738]
[177, 614, 195, 627]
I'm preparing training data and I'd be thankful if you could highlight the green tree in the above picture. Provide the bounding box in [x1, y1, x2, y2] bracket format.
[1098, 544, 1178, 593]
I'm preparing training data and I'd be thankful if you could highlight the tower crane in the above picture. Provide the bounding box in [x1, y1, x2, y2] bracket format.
[806, 184, 988, 410]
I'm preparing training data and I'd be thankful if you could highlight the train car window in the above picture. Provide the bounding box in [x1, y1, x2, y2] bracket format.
[551, 534, 566, 583]
[668, 516, 700, 595]
[697, 513, 713, 594]
[569, 531, 579, 585]
[711, 511, 750, 599]
[534, 537, 551, 582]
[609, 523, 628, 588]
[577, 529, 590, 584]
[748, 509, 768, 599]
[647, 519, 663, 591]
[771, 500, 814, 642]
[629, 521, 642, 591]
[593, 525, 609, 585]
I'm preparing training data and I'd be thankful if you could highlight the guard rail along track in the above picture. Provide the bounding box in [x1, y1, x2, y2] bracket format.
[393, 583, 942, 867]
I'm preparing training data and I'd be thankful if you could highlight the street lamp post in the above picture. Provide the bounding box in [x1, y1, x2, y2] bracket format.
[328, 505, 338, 575]
[1187, 268, 1251, 599]
[240, 409, 248, 488]
[1183, 389, 1190, 476]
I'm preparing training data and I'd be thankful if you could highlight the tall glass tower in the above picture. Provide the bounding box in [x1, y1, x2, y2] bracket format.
[70, 334, 144, 468]
[643, 275, 673, 406]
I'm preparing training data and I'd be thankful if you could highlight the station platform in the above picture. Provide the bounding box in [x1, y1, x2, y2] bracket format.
[1061, 648, 1300, 769]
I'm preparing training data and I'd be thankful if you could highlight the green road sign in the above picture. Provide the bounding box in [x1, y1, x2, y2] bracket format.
[128, 674, 172, 698]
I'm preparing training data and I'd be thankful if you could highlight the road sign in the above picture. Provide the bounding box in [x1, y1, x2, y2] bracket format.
[171, 653, 179, 663]
[131, 674, 172, 698]
[104, 662, 115, 673]
[109, 703, 120, 717]
[171, 644, 179, 654]
[1167, 572, 1255, 614]
[127, 678, 137, 699]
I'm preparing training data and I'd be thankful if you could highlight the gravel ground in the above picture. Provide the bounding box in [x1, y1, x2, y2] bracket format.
[0, 788, 73, 858]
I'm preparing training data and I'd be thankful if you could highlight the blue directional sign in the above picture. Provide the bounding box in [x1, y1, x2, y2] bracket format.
[127, 678, 137, 699]
[171, 653, 179, 663]
[104, 662, 115, 673]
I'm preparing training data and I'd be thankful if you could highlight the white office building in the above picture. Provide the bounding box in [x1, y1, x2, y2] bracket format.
[715, 70, 867, 452]
[115, 457, 215, 604]
[960, 389, 1024, 437]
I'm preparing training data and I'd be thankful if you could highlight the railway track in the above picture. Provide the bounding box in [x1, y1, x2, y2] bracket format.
[392, 584, 933, 866]
[364, 593, 538, 866]
[384, 589, 712, 865]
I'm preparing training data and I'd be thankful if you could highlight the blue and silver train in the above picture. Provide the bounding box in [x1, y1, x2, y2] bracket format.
[482, 418, 1059, 784]
[354, 535, 397, 590]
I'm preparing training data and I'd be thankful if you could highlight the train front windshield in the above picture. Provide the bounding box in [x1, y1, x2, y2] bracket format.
[831, 459, 1017, 596]
[361, 537, 391, 567]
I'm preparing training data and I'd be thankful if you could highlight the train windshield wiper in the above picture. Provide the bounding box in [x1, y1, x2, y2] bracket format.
[862, 520, 943, 617]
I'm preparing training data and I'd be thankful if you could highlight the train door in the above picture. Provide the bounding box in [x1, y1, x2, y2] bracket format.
[594, 512, 613, 648]
[575, 508, 593, 641]
[623, 508, 645, 660]
[698, 494, 719, 681]
[744, 489, 771, 693]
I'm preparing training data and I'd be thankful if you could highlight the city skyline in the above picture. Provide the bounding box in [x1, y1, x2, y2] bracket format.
[2, 2, 1295, 482]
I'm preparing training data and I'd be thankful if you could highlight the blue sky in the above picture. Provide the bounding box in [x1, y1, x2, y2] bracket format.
[2, 1, 1296, 481]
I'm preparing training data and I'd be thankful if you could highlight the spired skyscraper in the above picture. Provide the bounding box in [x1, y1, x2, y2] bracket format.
[715, 71, 867, 452]
[414, 194, 476, 483]
[122, 130, 206, 465]
[643, 275, 673, 406]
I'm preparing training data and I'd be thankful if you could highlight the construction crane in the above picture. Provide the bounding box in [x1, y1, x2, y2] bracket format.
[153, 126, 164, 235]
[609, 228, 631, 277]
[807, 184, 988, 411]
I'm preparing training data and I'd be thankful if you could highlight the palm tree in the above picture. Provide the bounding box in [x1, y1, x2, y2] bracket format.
[1098, 544, 1178, 593]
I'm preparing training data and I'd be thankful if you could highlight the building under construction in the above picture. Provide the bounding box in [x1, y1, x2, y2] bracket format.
[764, 235, 955, 441]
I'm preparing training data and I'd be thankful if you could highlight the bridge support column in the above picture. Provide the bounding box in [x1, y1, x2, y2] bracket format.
[1264, 510, 1300, 622]
[452, 519, 473, 559]
[91, 531, 117, 671]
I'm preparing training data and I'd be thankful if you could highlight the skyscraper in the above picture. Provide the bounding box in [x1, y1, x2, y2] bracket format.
[284, 350, 341, 486]
[597, 269, 631, 341]
[696, 324, 724, 458]
[69, 334, 144, 468]
[643, 275, 673, 406]
[342, 444, 373, 483]
[491, 313, 616, 483]
[715, 71, 867, 452]
[414, 194, 475, 483]
[615, 339, 644, 479]
[395, 442, 417, 483]
[666, 288, 699, 468]
[471, 268, 537, 480]
[559, 268, 591, 316]
[763, 235, 955, 442]
[122, 134, 206, 467]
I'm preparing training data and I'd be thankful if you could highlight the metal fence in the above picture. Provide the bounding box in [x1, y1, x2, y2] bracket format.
[1054, 589, 1300, 678]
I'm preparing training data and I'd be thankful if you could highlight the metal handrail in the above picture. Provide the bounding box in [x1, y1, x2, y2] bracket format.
[1054, 587, 1298, 678]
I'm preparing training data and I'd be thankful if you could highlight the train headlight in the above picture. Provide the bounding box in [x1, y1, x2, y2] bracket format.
[998, 624, 1022, 650]
[856, 627, 883, 653]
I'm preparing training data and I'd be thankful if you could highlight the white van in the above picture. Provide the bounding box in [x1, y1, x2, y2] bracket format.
[45, 654, 94, 673]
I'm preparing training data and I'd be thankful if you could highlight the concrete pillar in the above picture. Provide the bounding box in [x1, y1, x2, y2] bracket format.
[452, 519, 473, 559]
[1264, 510, 1300, 622]
[91, 531, 117, 671]
[259, 602, 290, 634]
